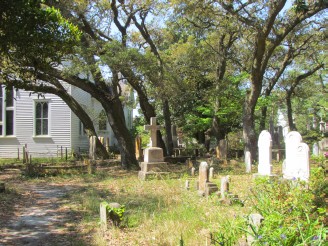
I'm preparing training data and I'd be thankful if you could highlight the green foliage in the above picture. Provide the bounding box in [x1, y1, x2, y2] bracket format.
[212, 168, 327, 245]
[210, 217, 245, 245]
[302, 130, 323, 145]
[106, 204, 125, 224]
[0, 0, 80, 67]
[248, 175, 326, 245]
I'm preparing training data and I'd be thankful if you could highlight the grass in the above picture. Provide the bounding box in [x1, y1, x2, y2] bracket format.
[50, 162, 255, 245]
[0, 157, 326, 245]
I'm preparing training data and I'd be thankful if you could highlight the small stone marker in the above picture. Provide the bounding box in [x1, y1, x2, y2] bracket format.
[100, 202, 108, 230]
[312, 142, 319, 156]
[247, 214, 264, 244]
[245, 151, 251, 173]
[135, 135, 143, 161]
[185, 180, 190, 190]
[220, 176, 230, 199]
[191, 167, 195, 176]
[89, 136, 97, 160]
[257, 130, 272, 176]
[209, 167, 214, 181]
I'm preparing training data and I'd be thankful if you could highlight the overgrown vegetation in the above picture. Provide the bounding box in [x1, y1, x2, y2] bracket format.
[211, 167, 327, 245]
[1, 157, 327, 245]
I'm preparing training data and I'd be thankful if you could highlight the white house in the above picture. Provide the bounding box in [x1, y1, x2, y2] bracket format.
[0, 83, 133, 158]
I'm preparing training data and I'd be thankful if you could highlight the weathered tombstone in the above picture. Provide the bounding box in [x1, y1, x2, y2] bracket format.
[138, 117, 168, 180]
[171, 125, 178, 148]
[283, 131, 310, 181]
[89, 136, 97, 160]
[191, 167, 195, 176]
[100, 202, 108, 230]
[257, 130, 272, 176]
[220, 176, 230, 199]
[185, 180, 190, 190]
[197, 161, 218, 197]
[312, 142, 319, 156]
[217, 139, 228, 160]
[198, 161, 209, 196]
[245, 151, 251, 173]
[247, 214, 264, 244]
[209, 167, 214, 181]
[135, 135, 143, 161]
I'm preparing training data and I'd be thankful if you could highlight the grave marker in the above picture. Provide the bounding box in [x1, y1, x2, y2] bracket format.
[283, 131, 310, 181]
[257, 130, 272, 176]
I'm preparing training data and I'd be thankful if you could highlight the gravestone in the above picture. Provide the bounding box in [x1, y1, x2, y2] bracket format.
[198, 161, 209, 195]
[197, 161, 218, 197]
[312, 142, 319, 156]
[138, 117, 168, 180]
[89, 136, 97, 160]
[257, 130, 272, 176]
[216, 139, 228, 160]
[283, 131, 310, 181]
[100, 202, 108, 230]
[247, 214, 264, 244]
[191, 167, 195, 176]
[245, 151, 251, 173]
[209, 167, 214, 181]
[135, 135, 143, 161]
[220, 176, 230, 199]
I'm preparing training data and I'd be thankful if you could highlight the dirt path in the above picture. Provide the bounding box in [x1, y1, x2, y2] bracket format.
[0, 171, 81, 246]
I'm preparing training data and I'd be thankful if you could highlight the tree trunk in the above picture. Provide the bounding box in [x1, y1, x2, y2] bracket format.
[102, 97, 138, 169]
[243, 88, 261, 165]
[259, 106, 268, 131]
[286, 91, 297, 131]
[163, 99, 173, 156]
[57, 91, 109, 159]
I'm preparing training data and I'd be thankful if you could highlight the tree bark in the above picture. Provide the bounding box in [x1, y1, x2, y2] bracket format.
[101, 97, 138, 169]
[286, 91, 297, 131]
[163, 99, 173, 156]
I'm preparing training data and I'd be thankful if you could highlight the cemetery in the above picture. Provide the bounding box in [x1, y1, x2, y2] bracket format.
[0, 1, 327, 245]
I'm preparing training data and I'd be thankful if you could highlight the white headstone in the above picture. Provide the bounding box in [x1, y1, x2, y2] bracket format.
[245, 151, 251, 173]
[258, 130, 272, 175]
[284, 131, 309, 181]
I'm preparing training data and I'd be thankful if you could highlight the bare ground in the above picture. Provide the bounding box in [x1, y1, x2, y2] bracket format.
[0, 170, 84, 246]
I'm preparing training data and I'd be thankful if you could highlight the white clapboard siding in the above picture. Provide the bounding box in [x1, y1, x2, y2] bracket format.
[0, 89, 72, 158]
[70, 86, 90, 154]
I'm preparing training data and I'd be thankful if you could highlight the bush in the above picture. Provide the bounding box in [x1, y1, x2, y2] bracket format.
[212, 168, 327, 245]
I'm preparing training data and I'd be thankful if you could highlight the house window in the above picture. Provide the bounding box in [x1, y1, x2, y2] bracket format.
[0, 85, 15, 136]
[99, 110, 107, 131]
[35, 101, 49, 136]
